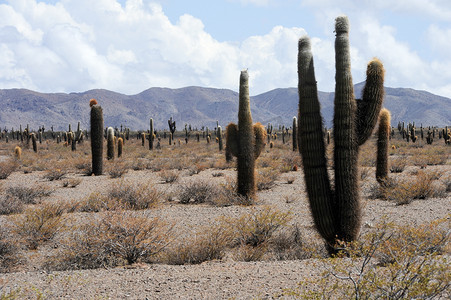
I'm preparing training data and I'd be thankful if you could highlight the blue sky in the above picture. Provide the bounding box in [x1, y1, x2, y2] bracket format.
[0, 0, 451, 98]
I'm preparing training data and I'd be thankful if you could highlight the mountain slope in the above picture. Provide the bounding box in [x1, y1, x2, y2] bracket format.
[0, 84, 449, 131]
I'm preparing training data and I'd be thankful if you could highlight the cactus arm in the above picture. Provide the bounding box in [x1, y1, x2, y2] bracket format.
[376, 108, 390, 183]
[356, 58, 385, 146]
[253, 123, 266, 159]
[298, 36, 336, 244]
[225, 123, 239, 158]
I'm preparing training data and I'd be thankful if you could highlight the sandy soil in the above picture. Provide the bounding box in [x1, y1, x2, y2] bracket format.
[0, 154, 450, 299]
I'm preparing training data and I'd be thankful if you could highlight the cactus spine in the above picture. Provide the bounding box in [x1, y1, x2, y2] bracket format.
[297, 16, 385, 252]
[107, 127, 115, 160]
[90, 101, 104, 175]
[376, 108, 391, 183]
[149, 118, 154, 150]
[225, 70, 267, 200]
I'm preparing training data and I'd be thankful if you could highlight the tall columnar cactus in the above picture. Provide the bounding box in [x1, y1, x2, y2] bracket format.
[297, 16, 385, 252]
[107, 127, 115, 160]
[90, 100, 104, 175]
[118, 137, 123, 158]
[292, 117, 297, 151]
[376, 108, 391, 183]
[217, 125, 223, 151]
[149, 118, 154, 150]
[31, 133, 37, 153]
[226, 70, 267, 200]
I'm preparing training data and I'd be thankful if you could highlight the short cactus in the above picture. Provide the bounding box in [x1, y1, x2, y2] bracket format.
[226, 70, 267, 200]
[118, 137, 123, 158]
[31, 133, 37, 153]
[90, 100, 104, 175]
[14, 146, 21, 160]
[297, 16, 384, 252]
[217, 125, 223, 151]
[292, 117, 298, 151]
[107, 127, 115, 160]
[376, 108, 391, 183]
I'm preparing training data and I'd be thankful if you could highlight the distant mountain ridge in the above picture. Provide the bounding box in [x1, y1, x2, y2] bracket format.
[0, 84, 449, 131]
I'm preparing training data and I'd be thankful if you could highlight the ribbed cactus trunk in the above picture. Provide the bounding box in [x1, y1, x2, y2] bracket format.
[149, 118, 154, 150]
[217, 125, 223, 151]
[90, 104, 104, 175]
[31, 133, 37, 153]
[107, 127, 115, 160]
[376, 109, 391, 183]
[298, 16, 385, 252]
[237, 71, 256, 198]
[118, 137, 123, 158]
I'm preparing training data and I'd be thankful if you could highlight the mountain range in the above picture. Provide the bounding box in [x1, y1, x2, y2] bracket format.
[0, 83, 449, 132]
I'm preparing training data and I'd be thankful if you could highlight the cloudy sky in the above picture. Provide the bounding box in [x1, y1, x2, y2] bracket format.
[0, 0, 450, 97]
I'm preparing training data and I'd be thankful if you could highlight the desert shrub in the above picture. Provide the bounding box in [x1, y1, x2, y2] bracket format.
[5, 185, 53, 204]
[10, 202, 65, 249]
[43, 168, 67, 181]
[380, 170, 444, 205]
[107, 180, 162, 210]
[46, 211, 172, 270]
[389, 156, 407, 173]
[106, 161, 129, 178]
[62, 178, 82, 188]
[256, 168, 279, 190]
[359, 166, 371, 181]
[0, 160, 18, 179]
[0, 195, 24, 215]
[269, 224, 320, 261]
[286, 219, 450, 299]
[0, 226, 21, 272]
[73, 192, 114, 213]
[159, 169, 179, 183]
[178, 181, 217, 204]
[164, 225, 232, 265]
[225, 207, 292, 261]
[211, 179, 253, 206]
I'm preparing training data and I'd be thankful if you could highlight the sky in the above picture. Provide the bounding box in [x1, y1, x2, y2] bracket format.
[0, 0, 451, 97]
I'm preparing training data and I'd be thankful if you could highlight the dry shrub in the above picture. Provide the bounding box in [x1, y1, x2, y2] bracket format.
[288, 219, 450, 299]
[380, 170, 445, 205]
[5, 185, 53, 204]
[178, 181, 217, 204]
[72, 192, 114, 213]
[390, 156, 407, 173]
[0, 159, 18, 179]
[46, 211, 172, 270]
[0, 226, 21, 272]
[108, 180, 162, 210]
[43, 168, 67, 181]
[106, 161, 129, 178]
[256, 168, 279, 190]
[0, 194, 24, 215]
[159, 169, 179, 183]
[10, 202, 65, 250]
[225, 207, 292, 261]
[62, 178, 82, 188]
[164, 225, 231, 265]
[270, 224, 319, 261]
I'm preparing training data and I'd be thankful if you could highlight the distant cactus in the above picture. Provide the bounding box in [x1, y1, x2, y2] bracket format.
[31, 133, 37, 153]
[297, 16, 384, 253]
[149, 118, 154, 150]
[141, 132, 145, 147]
[90, 101, 104, 175]
[426, 130, 433, 144]
[376, 108, 391, 183]
[292, 117, 298, 151]
[226, 70, 267, 200]
[118, 137, 123, 158]
[107, 127, 115, 160]
[217, 125, 223, 151]
[168, 117, 176, 135]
